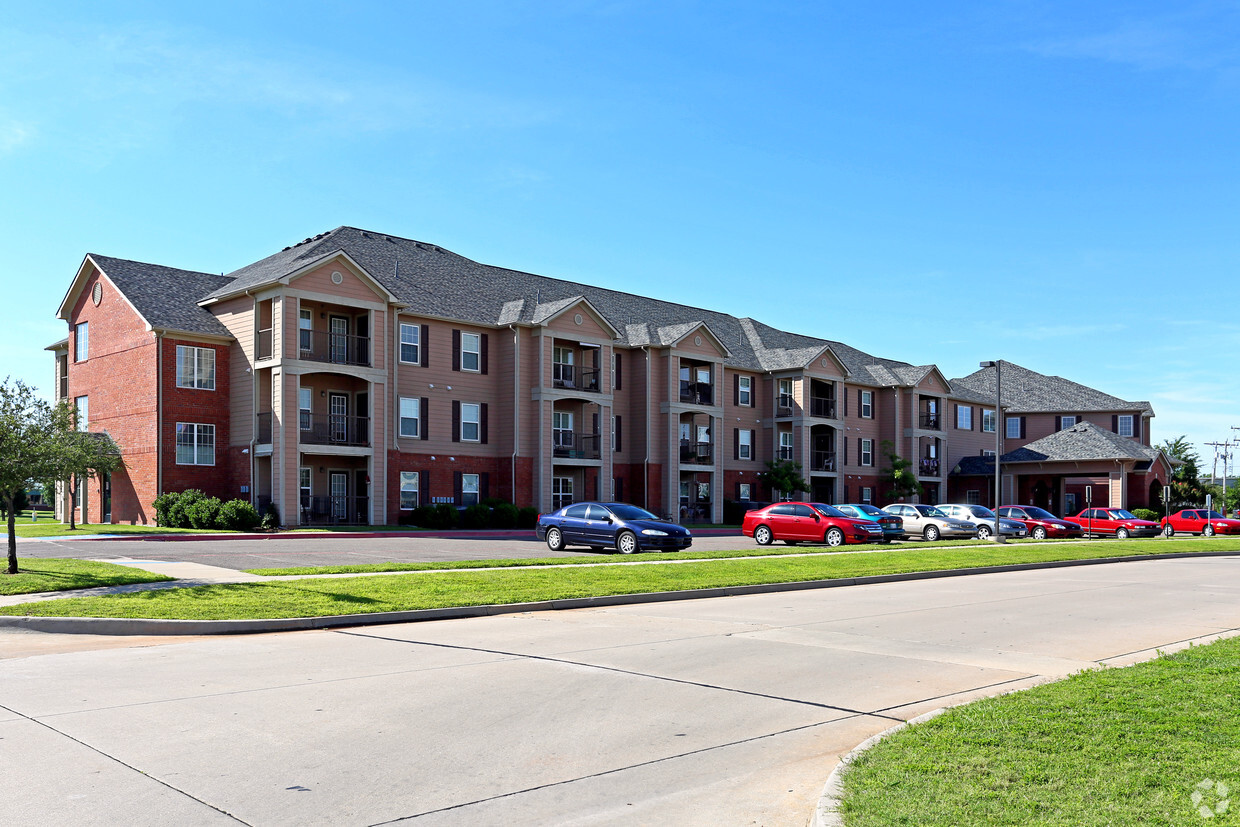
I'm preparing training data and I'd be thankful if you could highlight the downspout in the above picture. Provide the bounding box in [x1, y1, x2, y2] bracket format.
[642, 346, 651, 511]
[156, 331, 163, 508]
[247, 290, 257, 508]
[510, 324, 520, 504]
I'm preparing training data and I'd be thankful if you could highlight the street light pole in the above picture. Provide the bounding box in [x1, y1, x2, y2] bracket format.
[980, 360, 1005, 543]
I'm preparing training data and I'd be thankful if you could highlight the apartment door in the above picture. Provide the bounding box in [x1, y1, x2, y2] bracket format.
[101, 473, 111, 523]
[330, 316, 349, 363]
[329, 472, 348, 520]
[354, 469, 368, 524]
[355, 392, 369, 444]
[354, 314, 369, 365]
[329, 393, 348, 443]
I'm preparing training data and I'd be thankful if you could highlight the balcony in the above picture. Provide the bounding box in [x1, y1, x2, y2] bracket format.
[257, 329, 273, 361]
[256, 412, 273, 443]
[552, 363, 601, 393]
[680, 381, 713, 406]
[298, 330, 371, 367]
[299, 414, 370, 447]
[811, 450, 836, 472]
[919, 412, 941, 430]
[679, 441, 713, 464]
[919, 458, 941, 477]
[300, 496, 369, 526]
[810, 397, 836, 419]
[553, 431, 601, 460]
[777, 394, 794, 416]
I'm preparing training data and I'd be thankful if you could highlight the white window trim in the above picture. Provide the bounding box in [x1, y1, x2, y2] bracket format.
[738, 483, 752, 501]
[861, 438, 873, 467]
[399, 397, 420, 439]
[860, 486, 873, 504]
[75, 396, 88, 431]
[1118, 415, 1134, 437]
[462, 473, 480, 506]
[861, 390, 873, 419]
[299, 387, 312, 431]
[399, 471, 419, 510]
[399, 323, 421, 365]
[461, 332, 481, 373]
[957, 405, 972, 429]
[739, 429, 753, 460]
[1006, 416, 1021, 438]
[738, 375, 752, 406]
[75, 322, 89, 362]
[175, 422, 215, 466]
[1061, 415, 1076, 430]
[175, 345, 216, 391]
[460, 402, 481, 442]
[982, 409, 996, 433]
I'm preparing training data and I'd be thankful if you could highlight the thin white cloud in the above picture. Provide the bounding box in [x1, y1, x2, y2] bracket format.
[1024, 9, 1240, 74]
[0, 119, 32, 155]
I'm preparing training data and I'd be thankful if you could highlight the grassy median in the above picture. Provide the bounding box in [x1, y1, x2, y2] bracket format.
[2, 537, 1236, 619]
[839, 634, 1240, 826]
[0, 559, 173, 595]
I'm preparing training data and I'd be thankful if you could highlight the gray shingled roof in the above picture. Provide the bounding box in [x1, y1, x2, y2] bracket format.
[1003, 421, 1161, 463]
[951, 360, 1152, 415]
[91, 255, 233, 338]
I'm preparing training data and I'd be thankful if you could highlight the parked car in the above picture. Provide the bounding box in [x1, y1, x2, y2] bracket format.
[741, 501, 885, 547]
[997, 506, 1085, 540]
[536, 502, 692, 553]
[1160, 509, 1240, 537]
[1065, 508, 1160, 539]
[938, 504, 1028, 540]
[881, 503, 977, 541]
[835, 503, 904, 543]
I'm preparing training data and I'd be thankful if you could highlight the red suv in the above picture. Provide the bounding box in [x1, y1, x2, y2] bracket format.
[742, 502, 884, 547]
[1160, 509, 1240, 537]
[997, 506, 1084, 540]
[1066, 508, 1160, 539]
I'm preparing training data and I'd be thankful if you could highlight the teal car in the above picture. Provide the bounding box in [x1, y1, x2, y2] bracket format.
[836, 504, 903, 543]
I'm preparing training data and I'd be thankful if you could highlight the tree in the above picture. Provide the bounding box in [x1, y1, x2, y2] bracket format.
[1158, 435, 1209, 509]
[879, 440, 922, 502]
[50, 429, 121, 531]
[0, 379, 73, 574]
[757, 458, 809, 501]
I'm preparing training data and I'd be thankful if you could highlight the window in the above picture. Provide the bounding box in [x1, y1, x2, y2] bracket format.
[861, 438, 873, 467]
[778, 378, 794, 409]
[553, 476, 573, 509]
[175, 423, 215, 465]
[461, 332, 481, 372]
[779, 430, 793, 459]
[75, 396, 88, 431]
[399, 397, 420, 438]
[738, 376, 752, 407]
[1117, 415, 1134, 437]
[738, 483, 752, 501]
[1006, 416, 1021, 438]
[982, 409, 996, 433]
[982, 449, 996, 457]
[553, 410, 573, 450]
[176, 346, 216, 390]
[860, 390, 873, 419]
[400, 471, 419, 510]
[460, 402, 480, 441]
[299, 467, 311, 509]
[1060, 415, 1076, 429]
[957, 405, 973, 430]
[966, 489, 981, 505]
[299, 387, 312, 430]
[860, 486, 873, 504]
[74, 322, 88, 361]
[399, 323, 420, 364]
[461, 473, 480, 506]
[739, 429, 753, 460]
[299, 308, 312, 353]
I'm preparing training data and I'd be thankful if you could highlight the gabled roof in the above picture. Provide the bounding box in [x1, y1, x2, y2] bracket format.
[1003, 421, 1161, 464]
[65, 255, 234, 338]
[951, 360, 1153, 416]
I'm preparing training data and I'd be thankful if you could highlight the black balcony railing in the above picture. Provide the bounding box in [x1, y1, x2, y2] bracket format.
[552, 364, 601, 392]
[777, 394, 794, 414]
[919, 413, 941, 430]
[777, 445, 794, 460]
[300, 495, 369, 526]
[679, 381, 713, 406]
[679, 441, 713, 464]
[299, 414, 370, 447]
[298, 330, 371, 367]
[552, 431, 601, 460]
[257, 329, 274, 361]
[256, 412, 273, 443]
[920, 458, 941, 477]
[810, 397, 836, 418]
[811, 450, 836, 472]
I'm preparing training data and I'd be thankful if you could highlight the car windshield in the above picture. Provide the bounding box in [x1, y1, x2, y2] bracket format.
[854, 505, 883, 516]
[810, 503, 846, 518]
[607, 504, 658, 521]
[1024, 507, 1057, 520]
[918, 506, 947, 518]
[1205, 511, 1225, 519]
[1107, 510, 1138, 520]
[968, 506, 996, 518]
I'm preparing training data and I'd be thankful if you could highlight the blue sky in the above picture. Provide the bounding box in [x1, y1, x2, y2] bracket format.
[2, 1, 1237, 471]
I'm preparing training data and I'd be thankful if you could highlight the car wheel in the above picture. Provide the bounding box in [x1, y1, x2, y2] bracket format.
[825, 527, 845, 547]
[976, 525, 992, 540]
[1032, 526, 1047, 540]
[923, 525, 940, 542]
[1205, 525, 1216, 537]
[1116, 528, 1129, 540]
[617, 530, 638, 555]
[1163, 524, 1174, 538]
[754, 525, 773, 546]
[545, 527, 565, 552]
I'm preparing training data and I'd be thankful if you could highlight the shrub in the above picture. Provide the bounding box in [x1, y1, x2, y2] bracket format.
[186, 496, 223, 530]
[261, 502, 281, 530]
[517, 507, 538, 530]
[1131, 508, 1159, 522]
[433, 503, 459, 530]
[461, 503, 491, 530]
[410, 505, 435, 528]
[153, 491, 180, 527]
[218, 499, 261, 531]
[490, 502, 519, 529]
[156, 489, 207, 528]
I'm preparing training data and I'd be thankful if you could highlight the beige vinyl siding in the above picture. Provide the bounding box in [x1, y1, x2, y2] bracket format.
[210, 295, 256, 446]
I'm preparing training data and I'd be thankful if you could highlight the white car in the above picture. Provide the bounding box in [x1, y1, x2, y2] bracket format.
[881, 503, 977, 541]
[938, 504, 1028, 540]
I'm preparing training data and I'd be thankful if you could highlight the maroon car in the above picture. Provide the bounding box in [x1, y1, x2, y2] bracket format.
[997, 506, 1084, 540]
[1065, 508, 1160, 539]
[741, 502, 884, 547]
[1160, 509, 1240, 537]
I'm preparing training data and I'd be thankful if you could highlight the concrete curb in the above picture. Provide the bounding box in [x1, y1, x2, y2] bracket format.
[35, 527, 740, 542]
[2, 549, 1236, 636]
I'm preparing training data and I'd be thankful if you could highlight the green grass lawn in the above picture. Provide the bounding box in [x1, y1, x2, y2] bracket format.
[5, 510, 230, 539]
[839, 634, 1240, 826]
[0, 558, 173, 595]
[4, 537, 1236, 619]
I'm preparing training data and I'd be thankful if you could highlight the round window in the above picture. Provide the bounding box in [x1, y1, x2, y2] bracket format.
[694, 335, 702, 346]
[331, 271, 344, 284]
[91, 283, 103, 306]
[574, 313, 583, 325]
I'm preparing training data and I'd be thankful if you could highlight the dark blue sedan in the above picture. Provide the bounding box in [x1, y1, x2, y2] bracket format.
[536, 502, 692, 553]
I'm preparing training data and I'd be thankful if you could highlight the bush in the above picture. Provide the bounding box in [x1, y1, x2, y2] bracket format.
[186, 496, 223, 530]
[461, 503, 491, 530]
[490, 502, 519, 529]
[1131, 507, 1159, 522]
[154, 489, 208, 528]
[218, 499, 261, 531]
[153, 491, 179, 527]
[409, 505, 435, 528]
[517, 507, 538, 530]
[261, 502, 281, 530]
[433, 503, 459, 530]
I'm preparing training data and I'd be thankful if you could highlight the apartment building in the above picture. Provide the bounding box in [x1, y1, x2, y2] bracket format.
[49, 226, 1173, 526]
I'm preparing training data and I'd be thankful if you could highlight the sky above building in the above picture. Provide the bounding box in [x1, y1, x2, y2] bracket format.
[2, 1, 1237, 472]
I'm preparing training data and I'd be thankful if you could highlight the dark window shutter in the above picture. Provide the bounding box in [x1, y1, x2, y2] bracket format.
[615, 353, 622, 390]
[972, 407, 976, 430]
[420, 397, 429, 440]
[480, 333, 489, 375]
[843, 485, 850, 504]
[843, 390, 848, 418]
[1020, 417, 1027, 438]
[858, 438, 863, 466]
[453, 471, 462, 503]
[843, 438, 848, 465]
[1112, 415, 1119, 433]
[733, 374, 740, 407]
[1133, 415, 1141, 439]
[420, 325, 429, 367]
[858, 389, 863, 417]
[615, 415, 622, 452]
[955, 404, 960, 429]
[750, 429, 756, 459]
[451, 400, 460, 442]
[592, 412, 600, 437]
[480, 403, 489, 444]
[1055, 416, 1062, 431]
[452, 329, 461, 372]
[480, 472, 490, 500]
[616, 477, 624, 501]
[420, 470, 430, 503]
[734, 428, 740, 460]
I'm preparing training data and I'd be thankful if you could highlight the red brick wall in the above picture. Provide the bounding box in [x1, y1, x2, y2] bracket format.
[160, 337, 239, 500]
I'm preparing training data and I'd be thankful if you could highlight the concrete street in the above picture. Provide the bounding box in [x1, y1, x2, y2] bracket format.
[4, 555, 1240, 825]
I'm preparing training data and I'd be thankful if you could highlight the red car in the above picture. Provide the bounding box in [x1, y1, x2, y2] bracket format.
[1160, 509, 1240, 537]
[997, 506, 1084, 540]
[1065, 508, 1160, 539]
[742, 502, 885, 547]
